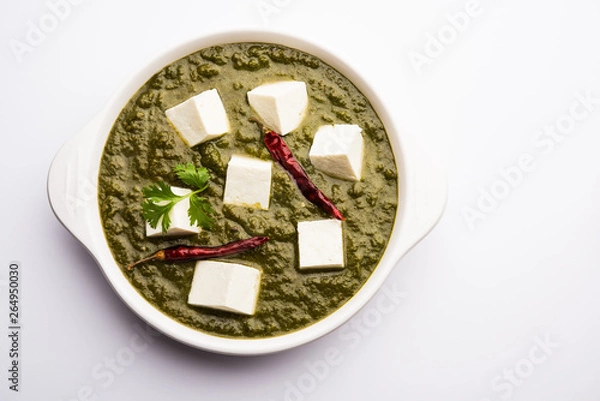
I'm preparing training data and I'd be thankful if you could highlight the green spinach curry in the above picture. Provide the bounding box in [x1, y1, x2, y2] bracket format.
[98, 42, 398, 338]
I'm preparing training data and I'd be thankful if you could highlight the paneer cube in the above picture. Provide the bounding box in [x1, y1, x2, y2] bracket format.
[165, 88, 230, 147]
[188, 261, 261, 316]
[297, 219, 345, 270]
[309, 124, 364, 181]
[223, 155, 272, 210]
[247, 81, 308, 135]
[145, 186, 200, 237]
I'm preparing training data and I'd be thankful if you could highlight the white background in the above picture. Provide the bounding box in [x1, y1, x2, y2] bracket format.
[2, 0, 600, 400]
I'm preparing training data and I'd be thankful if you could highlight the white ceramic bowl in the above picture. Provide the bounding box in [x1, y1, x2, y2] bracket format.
[47, 30, 447, 355]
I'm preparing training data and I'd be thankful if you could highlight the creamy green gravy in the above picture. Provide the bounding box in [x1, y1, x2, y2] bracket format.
[98, 42, 398, 338]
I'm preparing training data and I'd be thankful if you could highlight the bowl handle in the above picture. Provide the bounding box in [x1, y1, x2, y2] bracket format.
[397, 137, 448, 256]
[47, 113, 105, 247]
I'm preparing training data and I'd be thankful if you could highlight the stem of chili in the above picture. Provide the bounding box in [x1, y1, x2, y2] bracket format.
[126, 236, 270, 270]
[252, 120, 344, 220]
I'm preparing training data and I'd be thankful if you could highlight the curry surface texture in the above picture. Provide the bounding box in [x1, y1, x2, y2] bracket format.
[98, 42, 398, 338]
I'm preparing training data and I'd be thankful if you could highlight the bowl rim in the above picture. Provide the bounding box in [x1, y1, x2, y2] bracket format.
[48, 28, 446, 355]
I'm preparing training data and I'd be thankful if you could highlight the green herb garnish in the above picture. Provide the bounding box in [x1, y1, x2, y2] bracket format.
[142, 163, 214, 233]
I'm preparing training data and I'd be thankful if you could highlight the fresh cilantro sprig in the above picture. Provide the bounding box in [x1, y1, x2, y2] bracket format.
[142, 163, 215, 233]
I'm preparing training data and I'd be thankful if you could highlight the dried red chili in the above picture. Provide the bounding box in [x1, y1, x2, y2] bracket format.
[126, 236, 270, 270]
[255, 121, 344, 220]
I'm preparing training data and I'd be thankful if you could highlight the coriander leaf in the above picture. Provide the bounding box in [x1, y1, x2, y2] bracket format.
[141, 181, 183, 233]
[174, 163, 210, 191]
[142, 197, 176, 233]
[141, 164, 214, 233]
[189, 195, 215, 229]
[142, 181, 179, 203]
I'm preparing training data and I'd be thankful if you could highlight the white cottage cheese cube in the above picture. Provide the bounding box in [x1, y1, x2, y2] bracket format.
[145, 186, 200, 237]
[309, 124, 364, 181]
[223, 155, 272, 210]
[188, 261, 261, 316]
[165, 88, 230, 147]
[297, 219, 345, 270]
[247, 81, 308, 135]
